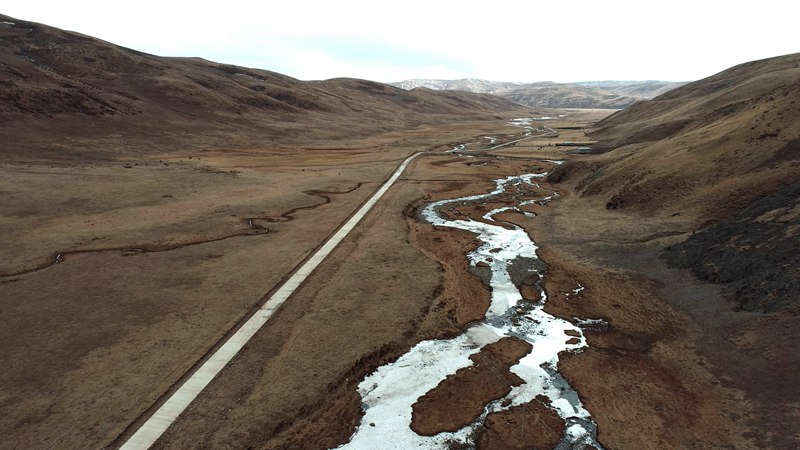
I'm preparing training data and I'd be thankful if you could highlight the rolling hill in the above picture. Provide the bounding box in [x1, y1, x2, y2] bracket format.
[550, 52, 800, 311]
[535, 52, 799, 449]
[0, 14, 535, 161]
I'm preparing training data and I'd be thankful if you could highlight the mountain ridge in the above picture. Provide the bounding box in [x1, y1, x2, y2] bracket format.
[390, 78, 687, 109]
[0, 14, 536, 160]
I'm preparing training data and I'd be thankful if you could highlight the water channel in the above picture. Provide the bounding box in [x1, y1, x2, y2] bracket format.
[336, 152, 604, 450]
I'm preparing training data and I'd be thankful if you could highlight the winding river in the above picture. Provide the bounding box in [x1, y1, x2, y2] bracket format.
[336, 167, 604, 449]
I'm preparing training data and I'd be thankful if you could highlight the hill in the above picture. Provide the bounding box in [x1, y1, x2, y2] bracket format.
[0, 14, 534, 161]
[390, 78, 687, 109]
[574, 80, 686, 98]
[551, 52, 800, 311]
[499, 81, 640, 109]
[518, 52, 800, 449]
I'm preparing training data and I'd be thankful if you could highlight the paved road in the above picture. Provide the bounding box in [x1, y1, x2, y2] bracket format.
[120, 152, 422, 450]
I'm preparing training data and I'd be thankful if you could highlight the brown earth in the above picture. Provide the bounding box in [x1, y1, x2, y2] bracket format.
[411, 337, 532, 436]
[476, 401, 565, 450]
[522, 183, 799, 449]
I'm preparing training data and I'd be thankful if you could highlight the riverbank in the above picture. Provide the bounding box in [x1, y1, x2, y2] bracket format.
[520, 170, 799, 449]
[335, 169, 602, 449]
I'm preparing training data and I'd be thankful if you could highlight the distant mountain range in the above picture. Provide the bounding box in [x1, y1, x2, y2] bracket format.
[390, 79, 687, 109]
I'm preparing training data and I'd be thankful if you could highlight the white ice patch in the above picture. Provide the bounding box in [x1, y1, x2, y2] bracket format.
[508, 117, 533, 127]
[575, 317, 608, 327]
[567, 423, 590, 440]
[565, 283, 585, 298]
[337, 169, 604, 450]
[445, 144, 465, 153]
[481, 206, 516, 221]
[543, 159, 566, 165]
[1, 21, 15, 25]
[342, 324, 504, 449]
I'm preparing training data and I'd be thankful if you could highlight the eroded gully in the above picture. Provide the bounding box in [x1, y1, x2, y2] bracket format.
[336, 143, 605, 449]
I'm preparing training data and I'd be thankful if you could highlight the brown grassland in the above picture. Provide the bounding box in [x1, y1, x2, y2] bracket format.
[2, 13, 799, 450]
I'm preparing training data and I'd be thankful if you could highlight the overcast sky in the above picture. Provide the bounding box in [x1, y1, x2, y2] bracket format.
[4, 1, 799, 83]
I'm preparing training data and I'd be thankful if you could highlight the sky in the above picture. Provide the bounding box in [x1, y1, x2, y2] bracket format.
[3, 0, 799, 83]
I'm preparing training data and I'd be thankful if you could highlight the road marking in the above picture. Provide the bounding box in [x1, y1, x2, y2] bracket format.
[120, 152, 421, 449]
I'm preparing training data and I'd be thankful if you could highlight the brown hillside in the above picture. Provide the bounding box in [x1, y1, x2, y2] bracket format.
[591, 53, 800, 147]
[599, 80, 687, 98]
[0, 14, 533, 161]
[529, 55, 800, 449]
[550, 52, 800, 311]
[579, 52, 800, 219]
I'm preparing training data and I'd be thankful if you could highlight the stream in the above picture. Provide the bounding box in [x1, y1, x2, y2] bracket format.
[336, 161, 604, 449]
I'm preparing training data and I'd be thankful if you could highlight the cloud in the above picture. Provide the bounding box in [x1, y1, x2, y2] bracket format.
[224, 36, 474, 81]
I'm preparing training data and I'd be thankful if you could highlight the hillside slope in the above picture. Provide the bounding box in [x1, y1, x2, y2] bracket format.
[551, 52, 800, 311]
[499, 82, 638, 109]
[575, 80, 686, 98]
[0, 14, 533, 160]
[534, 53, 800, 450]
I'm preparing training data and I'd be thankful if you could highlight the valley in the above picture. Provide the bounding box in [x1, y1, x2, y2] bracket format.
[1, 12, 799, 450]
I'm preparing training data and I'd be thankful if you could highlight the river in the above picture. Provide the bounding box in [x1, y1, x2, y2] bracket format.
[335, 165, 604, 449]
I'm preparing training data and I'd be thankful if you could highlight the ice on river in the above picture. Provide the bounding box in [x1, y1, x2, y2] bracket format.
[335, 172, 604, 450]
